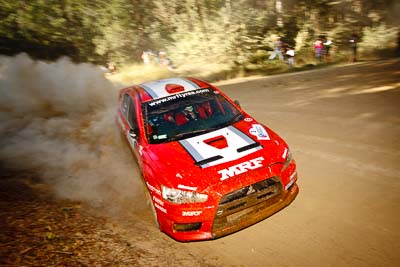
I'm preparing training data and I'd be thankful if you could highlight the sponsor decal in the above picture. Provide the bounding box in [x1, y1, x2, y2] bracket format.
[177, 184, 197, 191]
[218, 156, 265, 181]
[182, 210, 202, 216]
[289, 170, 297, 180]
[179, 126, 262, 168]
[285, 171, 297, 190]
[154, 203, 167, 214]
[249, 124, 270, 140]
[147, 88, 211, 107]
[146, 182, 161, 195]
[153, 134, 167, 140]
[282, 147, 288, 159]
[152, 196, 164, 206]
[244, 117, 253, 122]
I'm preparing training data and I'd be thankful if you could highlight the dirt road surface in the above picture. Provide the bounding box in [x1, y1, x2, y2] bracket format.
[1, 59, 399, 266]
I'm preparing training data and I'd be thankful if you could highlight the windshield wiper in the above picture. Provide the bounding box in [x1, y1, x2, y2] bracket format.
[170, 128, 212, 141]
[221, 113, 243, 128]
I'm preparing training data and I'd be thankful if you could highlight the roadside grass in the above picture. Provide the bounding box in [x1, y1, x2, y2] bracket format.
[108, 48, 399, 86]
[106, 64, 172, 86]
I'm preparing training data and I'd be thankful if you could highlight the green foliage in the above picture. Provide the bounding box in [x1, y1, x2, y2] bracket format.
[160, 0, 275, 70]
[0, 0, 398, 73]
[91, 0, 158, 64]
[294, 24, 315, 52]
[359, 24, 399, 50]
[0, 0, 99, 61]
[358, 24, 399, 59]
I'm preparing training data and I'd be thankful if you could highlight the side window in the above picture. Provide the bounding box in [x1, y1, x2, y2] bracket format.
[122, 94, 130, 116]
[122, 94, 138, 132]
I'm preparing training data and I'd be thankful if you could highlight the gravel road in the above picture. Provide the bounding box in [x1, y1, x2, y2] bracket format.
[1, 59, 399, 267]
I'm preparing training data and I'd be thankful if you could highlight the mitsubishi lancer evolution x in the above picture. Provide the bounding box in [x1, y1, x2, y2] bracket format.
[116, 77, 298, 241]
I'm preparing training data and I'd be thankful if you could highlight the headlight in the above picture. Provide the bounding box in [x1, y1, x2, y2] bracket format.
[161, 185, 208, 204]
[282, 147, 293, 171]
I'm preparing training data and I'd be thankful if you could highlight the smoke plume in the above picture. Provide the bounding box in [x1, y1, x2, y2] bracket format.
[0, 54, 143, 212]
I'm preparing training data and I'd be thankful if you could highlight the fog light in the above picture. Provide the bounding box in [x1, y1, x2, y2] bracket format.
[173, 222, 202, 232]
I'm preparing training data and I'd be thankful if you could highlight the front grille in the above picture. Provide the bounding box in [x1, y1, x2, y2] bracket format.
[219, 177, 281, 205]
[212, 176, 283, 237]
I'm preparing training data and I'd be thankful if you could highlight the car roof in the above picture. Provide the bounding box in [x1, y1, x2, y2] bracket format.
[135, 77, 212, 102]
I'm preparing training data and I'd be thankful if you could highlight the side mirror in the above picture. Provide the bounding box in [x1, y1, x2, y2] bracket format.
[128, 128, 137, 139]
[234, 100, 241, 107]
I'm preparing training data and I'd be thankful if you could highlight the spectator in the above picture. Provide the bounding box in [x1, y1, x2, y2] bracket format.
[349, 32, 359, 62]
[107, 62, 117, 74]
[269, 36, 284, 61]
[158, 50, 175, 70]
[141, 50, 158, 65]
[141, 51, 151, 65]
[285, 47, 295, 67]
[314, 37, 324, 63]
[322, 36, 333, 63]
[99, 65, 109, 73]
[281, 42, 295, 67]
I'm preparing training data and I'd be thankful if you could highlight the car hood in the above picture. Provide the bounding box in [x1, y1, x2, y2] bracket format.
[145, 118, 288, 192]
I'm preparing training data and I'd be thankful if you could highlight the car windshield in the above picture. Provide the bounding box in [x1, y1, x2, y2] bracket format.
[142, 88, 243, 144]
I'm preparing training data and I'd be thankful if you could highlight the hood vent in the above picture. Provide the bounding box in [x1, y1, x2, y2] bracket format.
[195, 155, 224, 166]
[165, 83, 185, 94]
[237, 142, 261, 153]
[203, 135, 228, 149]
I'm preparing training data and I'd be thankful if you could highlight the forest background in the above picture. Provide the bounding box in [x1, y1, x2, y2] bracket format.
[1, 0, 399, 82]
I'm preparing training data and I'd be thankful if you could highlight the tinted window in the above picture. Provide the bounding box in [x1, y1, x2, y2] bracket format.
[122, 94, 130, 115]
[122, 94, 138, 132]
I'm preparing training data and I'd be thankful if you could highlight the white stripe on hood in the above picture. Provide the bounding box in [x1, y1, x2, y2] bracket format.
[179, 126, 262, 168]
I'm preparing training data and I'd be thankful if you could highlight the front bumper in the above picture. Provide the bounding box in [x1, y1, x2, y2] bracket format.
[159, 181, 299, 241]
[212, 182, 299, 238]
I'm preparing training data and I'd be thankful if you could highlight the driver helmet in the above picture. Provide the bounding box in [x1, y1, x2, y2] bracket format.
[184, 106, 194, 112]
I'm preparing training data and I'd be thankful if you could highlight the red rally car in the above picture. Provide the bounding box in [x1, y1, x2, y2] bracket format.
[117, 77, 298, 241]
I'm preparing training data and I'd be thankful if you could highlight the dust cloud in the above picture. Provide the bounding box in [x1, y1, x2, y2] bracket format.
[0, 54, 143, 213]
